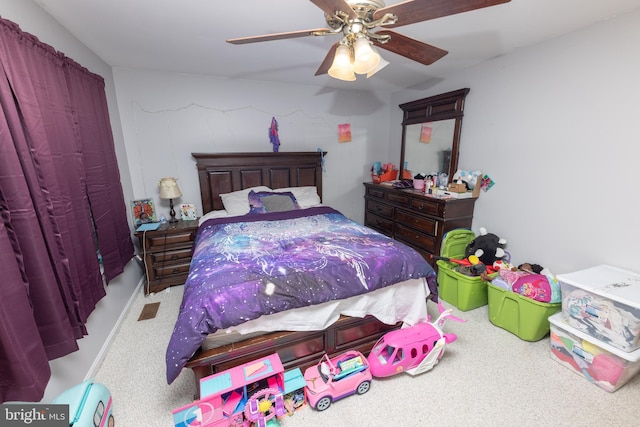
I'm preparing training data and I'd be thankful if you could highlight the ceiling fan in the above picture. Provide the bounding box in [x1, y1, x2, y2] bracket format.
[227, 0, 512, 81]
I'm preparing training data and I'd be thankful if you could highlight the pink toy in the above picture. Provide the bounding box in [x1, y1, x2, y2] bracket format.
[367, 302, 465, 377]
[172, 353, 305, 427]
[304, 350, 372, 411]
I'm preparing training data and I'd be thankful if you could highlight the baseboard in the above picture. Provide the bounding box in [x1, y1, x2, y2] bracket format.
[83, 276, 144, 381]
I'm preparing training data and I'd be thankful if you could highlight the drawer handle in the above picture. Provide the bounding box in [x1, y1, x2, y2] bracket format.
[172, 268, 180, 274]
[171, 254, 178, 260]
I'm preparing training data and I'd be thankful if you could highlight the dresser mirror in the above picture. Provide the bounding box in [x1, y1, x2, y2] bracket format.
[399, 88, 470, 181]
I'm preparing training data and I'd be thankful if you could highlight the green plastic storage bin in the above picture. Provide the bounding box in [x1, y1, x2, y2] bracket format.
[487, 281, 561, 341]
[436, 229, 494, 311]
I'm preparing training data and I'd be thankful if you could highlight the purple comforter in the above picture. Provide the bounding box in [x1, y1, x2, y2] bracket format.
[166, 206, 436, 383]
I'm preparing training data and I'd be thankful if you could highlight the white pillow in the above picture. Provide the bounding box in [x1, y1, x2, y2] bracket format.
[273, 186, 321, 208]
[219, 186, 272, 216]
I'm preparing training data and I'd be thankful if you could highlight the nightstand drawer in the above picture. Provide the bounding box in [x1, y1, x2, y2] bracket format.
[135, 219, 199, 294]
[147, 230, 195, 248]
[366, 199, 394, 219]
[150, 247, 192, 263]
[394, 224, 436, 252]
[395, 210, 437, 237]
[154, 261, 192, 279]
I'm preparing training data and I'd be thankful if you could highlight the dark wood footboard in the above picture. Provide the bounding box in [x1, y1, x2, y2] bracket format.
[185, 315, 400, 398]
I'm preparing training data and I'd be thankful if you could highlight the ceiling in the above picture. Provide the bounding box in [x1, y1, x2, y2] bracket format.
[34, 0, 640, 93]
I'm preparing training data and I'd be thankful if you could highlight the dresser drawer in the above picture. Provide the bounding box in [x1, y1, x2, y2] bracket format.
[365, 212, 394, 236]
[387, 192, 410, 206]
[366, 199, 394, 219]
[395, 210, 438, 237]
[366, 186, 386, 200]
[394, 224, 436, 252]
[409, 198, 440, 216]
[150, 247, 192, 263]
[154, 261, 192, 279]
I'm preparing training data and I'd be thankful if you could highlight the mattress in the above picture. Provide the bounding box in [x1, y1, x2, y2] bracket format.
[201, 277, 430, 350]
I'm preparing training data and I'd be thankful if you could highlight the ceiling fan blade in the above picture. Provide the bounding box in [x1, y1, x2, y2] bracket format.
[374, 0, 511, 28]
[310, 0, 357, 19]
[315, 43, 338, 76]
[373, 30, 447, 66]
[227, 28, 331, 45]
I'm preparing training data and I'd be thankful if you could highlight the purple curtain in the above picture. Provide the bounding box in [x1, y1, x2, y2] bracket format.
[0, 17, 134, 402]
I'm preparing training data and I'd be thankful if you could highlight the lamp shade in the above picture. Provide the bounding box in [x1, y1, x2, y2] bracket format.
[366, 49, 389, 78]
[352, 37, 380, 75]
[328, 44, 356, 81]
[158, 177, 182, 199]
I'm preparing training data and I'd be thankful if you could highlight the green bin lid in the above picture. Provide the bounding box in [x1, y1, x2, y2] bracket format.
[440, 228, 475, 259]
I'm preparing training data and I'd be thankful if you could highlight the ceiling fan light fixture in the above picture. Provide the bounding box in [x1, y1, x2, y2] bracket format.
[328, 44, 356, 81]
[366, 49, 389, 78]
[227, 0, 514, 80]
[352, 36, 380, 75]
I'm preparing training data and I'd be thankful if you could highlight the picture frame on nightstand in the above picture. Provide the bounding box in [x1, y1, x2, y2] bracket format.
[180, 203, 197, 221]
[132, 198, 157, 226]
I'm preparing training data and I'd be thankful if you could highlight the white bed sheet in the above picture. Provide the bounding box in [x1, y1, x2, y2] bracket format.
[202, 277, 429, 350]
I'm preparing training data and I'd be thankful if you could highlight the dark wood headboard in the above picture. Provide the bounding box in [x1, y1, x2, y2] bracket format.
[192, 152, 326, 213]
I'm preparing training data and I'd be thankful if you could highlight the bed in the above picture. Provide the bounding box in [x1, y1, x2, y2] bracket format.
[170, 152, 437, 395]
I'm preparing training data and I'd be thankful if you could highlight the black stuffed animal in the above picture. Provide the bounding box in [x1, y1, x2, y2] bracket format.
[465, 227, 507, 266]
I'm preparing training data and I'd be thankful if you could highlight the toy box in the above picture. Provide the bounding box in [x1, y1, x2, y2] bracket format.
[436, 229, 494, 311]
[487, 280, 561, 341]
[557, 265, 640, 352]
[549, 313, 640, 392]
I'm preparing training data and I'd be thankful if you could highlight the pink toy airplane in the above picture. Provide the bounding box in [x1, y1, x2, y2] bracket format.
[367, 302, 465, 377]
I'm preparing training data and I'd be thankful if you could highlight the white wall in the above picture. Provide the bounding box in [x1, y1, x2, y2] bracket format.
[0, 0, 141, 402]
[113, 69, 393, 223]
[392, 8, 640, 275]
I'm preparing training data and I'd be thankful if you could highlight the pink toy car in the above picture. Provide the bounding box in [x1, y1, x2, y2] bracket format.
[303, 350, 372, 411]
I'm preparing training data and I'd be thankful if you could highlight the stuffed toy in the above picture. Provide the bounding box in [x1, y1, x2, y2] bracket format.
[518, 263, 544, 274]
[493, 259, 516, 271]
[464, 227, 507, 266]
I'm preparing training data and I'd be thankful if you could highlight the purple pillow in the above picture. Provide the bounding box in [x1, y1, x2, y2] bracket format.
[248, 191, 300, 214]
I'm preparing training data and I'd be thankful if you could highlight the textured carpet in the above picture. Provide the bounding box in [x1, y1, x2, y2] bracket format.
[95, 286, 640, 427]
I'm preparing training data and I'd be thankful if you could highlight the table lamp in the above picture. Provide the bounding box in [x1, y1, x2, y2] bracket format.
[158, 177, 182, 223]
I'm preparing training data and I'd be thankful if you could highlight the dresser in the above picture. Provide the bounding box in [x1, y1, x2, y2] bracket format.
[363, 182, 476, 266]
[135, 219, 199, 294]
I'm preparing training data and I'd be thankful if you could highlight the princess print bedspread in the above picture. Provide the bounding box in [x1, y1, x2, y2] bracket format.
[166, 206, 436, 383]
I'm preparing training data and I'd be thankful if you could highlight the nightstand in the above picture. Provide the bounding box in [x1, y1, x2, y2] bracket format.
[135, 219, 199, 294]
